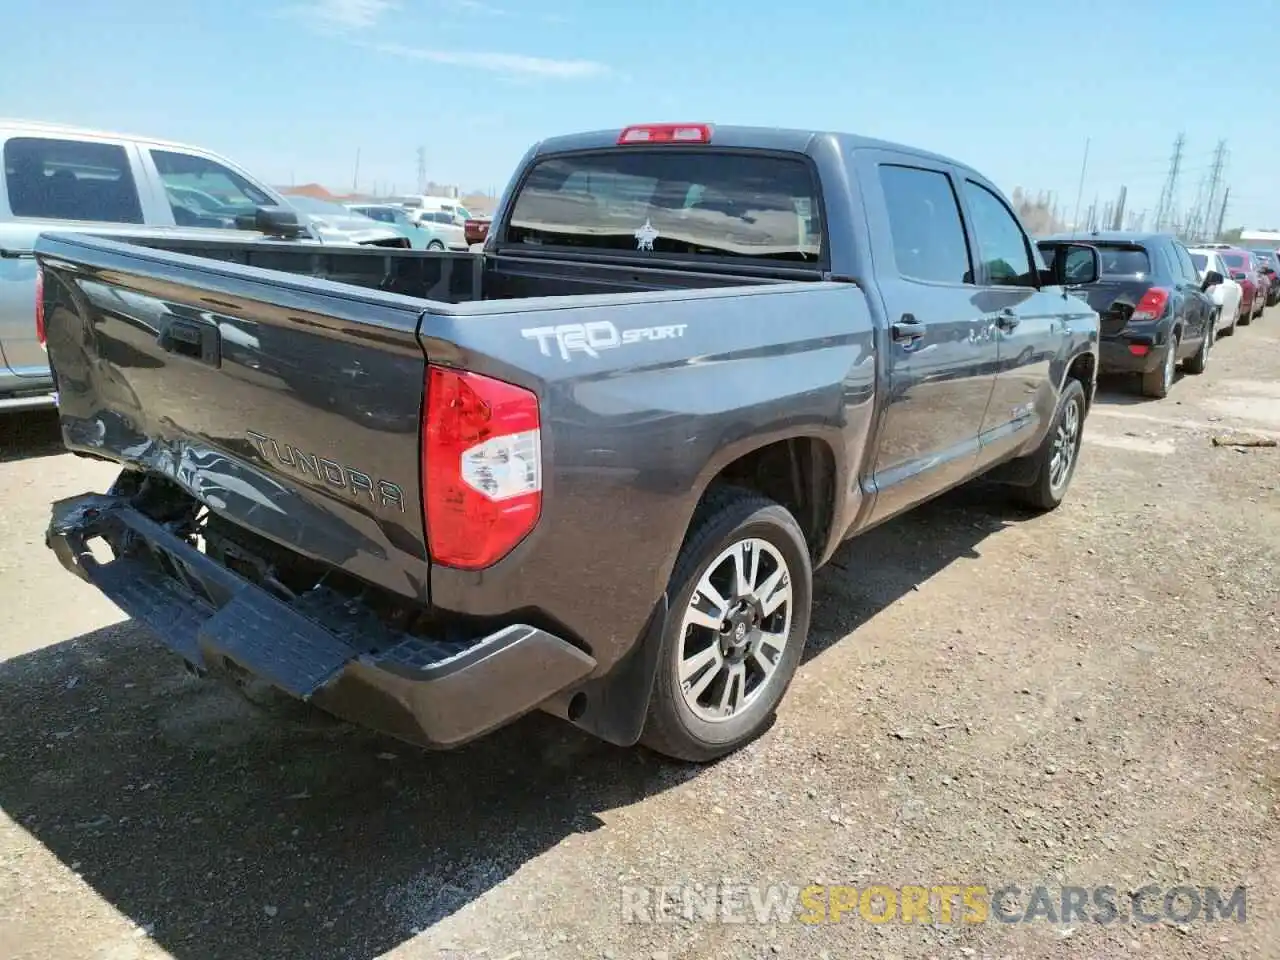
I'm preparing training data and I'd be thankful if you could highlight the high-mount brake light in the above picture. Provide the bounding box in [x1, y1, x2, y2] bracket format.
[423, 365, 542, 570]
[35, 263, 46, 349]
[617, 123, 713, 145]
[1130, 287, 1171, 322]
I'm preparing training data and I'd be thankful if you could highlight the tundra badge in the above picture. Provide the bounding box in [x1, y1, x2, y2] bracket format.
[246, 430, 405, 512]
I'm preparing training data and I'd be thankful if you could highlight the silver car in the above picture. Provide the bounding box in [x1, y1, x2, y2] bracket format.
[0, 119, 335, 412]
[282, 196, 409, 248]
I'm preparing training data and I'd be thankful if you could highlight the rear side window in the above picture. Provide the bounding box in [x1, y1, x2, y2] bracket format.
[1190, 253, 1208, 272]
[878, 165, 973, 284]
[3, 136, 143, 223]
[1094, 244, 1152, 277]
[1222, 252, 1247, 271]
[505, 150, 824, 264]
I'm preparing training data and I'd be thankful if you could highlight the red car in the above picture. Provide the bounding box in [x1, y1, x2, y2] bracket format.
[1218, 247, 1265, 322]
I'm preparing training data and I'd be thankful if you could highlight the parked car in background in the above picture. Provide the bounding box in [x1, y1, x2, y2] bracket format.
[39, 121, 1102, 761]
[1216, 247, 1264, 322]
[1188, 247, 1244, 335]
[1249, 248, 1280, 306]
[1038, 231, 1217, 398]
[410, 209, 467, 248]
[345, 202, 459, 250]
[281, 196, 409, 248]
[388, 194, 470, 224]
[0, 118, 319, 412]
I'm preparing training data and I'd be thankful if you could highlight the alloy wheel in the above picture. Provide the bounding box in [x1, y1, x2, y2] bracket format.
[677, 538, 793, 723]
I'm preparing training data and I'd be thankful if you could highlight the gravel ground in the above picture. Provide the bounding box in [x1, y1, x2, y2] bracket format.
[0, 314, 1277, 960]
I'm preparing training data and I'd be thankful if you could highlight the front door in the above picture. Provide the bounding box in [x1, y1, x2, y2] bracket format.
[863, 157, 1000, 524]
[955, 177, 1066, 462]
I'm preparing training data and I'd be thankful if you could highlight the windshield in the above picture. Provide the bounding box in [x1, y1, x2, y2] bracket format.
[1251, 250, 1277, 267]
[1089, 244, 1151, 277]
[285, 196, 352, 216]
[504, 149, 825, 264]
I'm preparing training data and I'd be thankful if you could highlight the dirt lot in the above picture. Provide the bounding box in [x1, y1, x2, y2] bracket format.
[0, 316, 1277, 960]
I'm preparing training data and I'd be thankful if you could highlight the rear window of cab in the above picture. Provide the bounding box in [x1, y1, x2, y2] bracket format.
[503, 150, 825, 265]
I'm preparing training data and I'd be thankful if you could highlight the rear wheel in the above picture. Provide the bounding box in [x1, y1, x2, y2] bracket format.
[1222, 304, 1238, 336]
[1183, 319, 1212, 375]
[641, 488, 812, 762]
[1140, 334, 1177, 398]
[1014, 378, 1086, 511]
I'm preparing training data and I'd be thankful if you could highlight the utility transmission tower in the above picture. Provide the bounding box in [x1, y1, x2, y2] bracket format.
[1215, 187, 1231, 239]
[1111, 185, 1127, 230]
[416, 146, 427, 194]
[1200, 140, 1227, 241]
[1154, 133, 1185, 232]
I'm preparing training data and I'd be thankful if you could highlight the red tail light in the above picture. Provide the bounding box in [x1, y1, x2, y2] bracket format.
[35, 263, 47, 348]
[617, 123, 713, 145]
[423, 365, 542, 570]
[1131, 287, 1170, 322]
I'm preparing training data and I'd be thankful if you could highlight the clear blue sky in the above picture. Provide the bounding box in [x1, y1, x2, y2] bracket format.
[6, 0, 1280, 228]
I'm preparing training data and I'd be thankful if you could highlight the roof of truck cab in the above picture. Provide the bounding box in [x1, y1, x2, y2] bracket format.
[0, 118, 199, 150]
[530, 125, 972, 171]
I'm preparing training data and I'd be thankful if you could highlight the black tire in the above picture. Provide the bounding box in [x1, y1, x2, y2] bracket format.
[641, 487, 812, 762]
[1239, 301, 1252, 326]
[427, 240, 445, 251]
[1140, 334, 1177, 398]
[1014, 378, 1087, 512]
[1221, 305, 1237, 336]
[1183, 319, 1212, 375]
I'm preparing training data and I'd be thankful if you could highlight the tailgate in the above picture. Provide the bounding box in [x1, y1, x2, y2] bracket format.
[36, 232, 432, 602]
[1071, 279, 1153, 336]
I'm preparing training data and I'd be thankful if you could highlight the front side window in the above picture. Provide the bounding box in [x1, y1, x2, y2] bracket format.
[505, 150, 824, 264]
[962, 180, 1035, 287]
[151, 149, 275, 228]
[3, 136, 143, 223]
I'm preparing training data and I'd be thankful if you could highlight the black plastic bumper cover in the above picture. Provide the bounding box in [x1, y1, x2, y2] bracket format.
[46, 493, 597, 748]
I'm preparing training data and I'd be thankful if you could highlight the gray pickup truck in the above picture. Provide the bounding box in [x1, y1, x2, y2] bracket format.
[37, 123, 1101, 761]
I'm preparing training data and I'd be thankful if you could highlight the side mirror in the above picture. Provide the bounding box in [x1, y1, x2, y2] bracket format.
[1050, 242, 1100, 286]
[1201, 270, 1224, 291]
[235, 205, 304, 239]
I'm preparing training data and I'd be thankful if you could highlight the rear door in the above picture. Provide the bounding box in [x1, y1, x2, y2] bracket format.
[859, 153, 998, 523]
[0, 132, 154, 377]
[955, 176, 1067, 463]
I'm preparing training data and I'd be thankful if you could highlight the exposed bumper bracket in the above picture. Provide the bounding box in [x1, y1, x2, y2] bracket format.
[46, 492, 597, 748]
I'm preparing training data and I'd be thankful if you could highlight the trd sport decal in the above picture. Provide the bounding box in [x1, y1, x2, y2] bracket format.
[522, 320, 688, 362]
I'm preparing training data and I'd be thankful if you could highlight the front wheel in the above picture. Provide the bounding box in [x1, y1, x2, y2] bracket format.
[1014, 378, 1087, 511]
[641, 488, 812, 762]
[427, 240, 445, 251]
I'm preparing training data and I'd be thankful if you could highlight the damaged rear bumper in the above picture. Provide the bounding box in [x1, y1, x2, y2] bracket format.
[46, 492, 596, 749]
